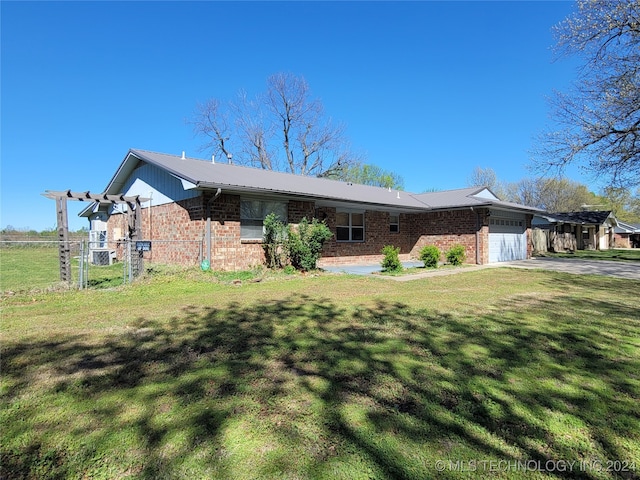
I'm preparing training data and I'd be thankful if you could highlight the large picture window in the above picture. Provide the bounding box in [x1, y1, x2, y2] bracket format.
[336, 211, 364, 242]
[240, 200, 287, 239]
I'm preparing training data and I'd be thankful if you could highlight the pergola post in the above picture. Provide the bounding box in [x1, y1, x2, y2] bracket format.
[127, 199, 143, 278]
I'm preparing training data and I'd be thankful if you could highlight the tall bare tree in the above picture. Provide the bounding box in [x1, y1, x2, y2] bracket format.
[466, 167, 499, 190]
[534, 0, 640, 188]
[508, 177, 596, 212]
[466, 166, 509, 199]
[192, 99, 234, 162]
[192, 72, 360, 176]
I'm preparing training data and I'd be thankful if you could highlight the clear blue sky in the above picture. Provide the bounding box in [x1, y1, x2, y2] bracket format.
[2, 1, 585, 232]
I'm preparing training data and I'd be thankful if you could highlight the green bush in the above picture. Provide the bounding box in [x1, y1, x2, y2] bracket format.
[287, 217, 333, 271]
[419, 245, 440, 268]
[381, 245, 402, 272]
[446, 244, 466, 265]
[264, 214, 332, 272]
[263, 213, 287, 269]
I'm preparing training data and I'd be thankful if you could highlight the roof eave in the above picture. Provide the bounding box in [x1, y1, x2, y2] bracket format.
[197, 182, 429, 212]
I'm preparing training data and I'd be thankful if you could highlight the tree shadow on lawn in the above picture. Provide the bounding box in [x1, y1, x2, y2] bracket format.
[2, 291, 639, 479]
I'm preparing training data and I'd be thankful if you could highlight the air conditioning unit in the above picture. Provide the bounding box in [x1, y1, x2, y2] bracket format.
[92, 250, 114, 266]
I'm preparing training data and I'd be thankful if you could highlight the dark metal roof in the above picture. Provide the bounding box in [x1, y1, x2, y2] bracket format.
[540, 211, 616, 225]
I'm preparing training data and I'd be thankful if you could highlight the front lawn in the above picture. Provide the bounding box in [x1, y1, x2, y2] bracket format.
[1, 269, 639, 479]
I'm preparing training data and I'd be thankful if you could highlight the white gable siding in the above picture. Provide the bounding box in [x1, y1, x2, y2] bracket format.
[473, 188, 499, 200]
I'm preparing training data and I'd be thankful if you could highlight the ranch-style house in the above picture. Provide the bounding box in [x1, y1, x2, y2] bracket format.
[80, 149, 542, 270]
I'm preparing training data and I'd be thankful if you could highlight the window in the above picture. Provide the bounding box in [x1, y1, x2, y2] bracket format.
[336, 211, 364, 242]
[89, 230, 107, 248]
[389, 214, 399, 233]
[240, 200, 287, 239]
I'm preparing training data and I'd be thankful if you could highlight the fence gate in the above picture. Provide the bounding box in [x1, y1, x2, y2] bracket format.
[77, 238, 146, 290]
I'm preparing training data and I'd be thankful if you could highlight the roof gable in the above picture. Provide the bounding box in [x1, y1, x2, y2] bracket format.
[89, 149, 541, 215]
[123, 150, 429, 210]
[471, 187, 499, 200]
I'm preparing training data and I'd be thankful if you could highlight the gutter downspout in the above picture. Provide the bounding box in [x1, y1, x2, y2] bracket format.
[472, 207, 480, 265]
[206, 188, 222, 264]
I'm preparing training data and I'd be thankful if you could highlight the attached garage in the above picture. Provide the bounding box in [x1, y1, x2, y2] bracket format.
[488, 211, 527, 262]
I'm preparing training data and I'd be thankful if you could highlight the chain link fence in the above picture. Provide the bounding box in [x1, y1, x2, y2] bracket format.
[1, 239, 203, 293]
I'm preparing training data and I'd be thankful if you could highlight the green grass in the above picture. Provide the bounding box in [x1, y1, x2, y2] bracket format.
[2, 269, 639, 479]
[540, 248, 640, 262]
[0, 245, 128, 292]
[0, 245, 66, 291]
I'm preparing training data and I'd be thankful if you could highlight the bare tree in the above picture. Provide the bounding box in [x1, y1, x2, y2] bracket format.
[466, 166, 509, 199]
[466, 167, 499, 189]
[192, 99, 234, 163]
[506, 178, 541, 207]
[509, 177, 596, 212]
[191, 72, 360, 176]
[534, 0, 640, 188]
[234, 90, 273, 169]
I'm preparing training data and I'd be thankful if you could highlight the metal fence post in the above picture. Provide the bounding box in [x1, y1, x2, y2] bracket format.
[79, 241, 84, 289]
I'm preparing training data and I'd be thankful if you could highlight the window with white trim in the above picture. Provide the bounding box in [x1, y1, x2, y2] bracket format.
[336, 211, 364, 242]
[89, 230, 107, 248]
[240, 199, 287, 240]
[389, 214, 399, 233]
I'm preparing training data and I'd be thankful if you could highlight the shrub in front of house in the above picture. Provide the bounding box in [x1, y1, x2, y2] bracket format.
[446, 244, 466, 265]
[287, 217, 333, 271]
[419, 245, 440, 268]
[263, 213, 288, 269]
[381, 245, 402, 272]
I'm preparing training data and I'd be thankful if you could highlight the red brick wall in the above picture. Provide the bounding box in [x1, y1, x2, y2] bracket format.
[207, 194, 270, 270]
[316, 207, 414, 264]
[288, 200, 316, 223]
[106, 194, 526, 270]
[407, 209, 488, 264]
[614, 233, 631, 248]
[106, 195, 323, 270]
[316, 208, 495, 266]
[106, 197, 207, 266]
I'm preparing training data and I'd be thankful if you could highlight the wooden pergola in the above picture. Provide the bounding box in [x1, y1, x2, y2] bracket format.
[42, 190, 149, 283]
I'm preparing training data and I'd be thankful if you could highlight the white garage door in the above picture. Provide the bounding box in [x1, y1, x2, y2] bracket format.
[489, 215, 527, 262]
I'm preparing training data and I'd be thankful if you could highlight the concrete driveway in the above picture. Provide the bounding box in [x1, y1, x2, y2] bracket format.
[322, 257, 640, 280]
[505, 257, 640, 280]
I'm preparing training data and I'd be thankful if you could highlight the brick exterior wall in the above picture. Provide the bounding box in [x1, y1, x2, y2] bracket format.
[316, 207, 414, 266]
[613, 233, 628, 248]
[105, 192, 529, 270]
[315, 207, 497, 266]
[105, 194, 321, 270]
[407, 209, 490, 265]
